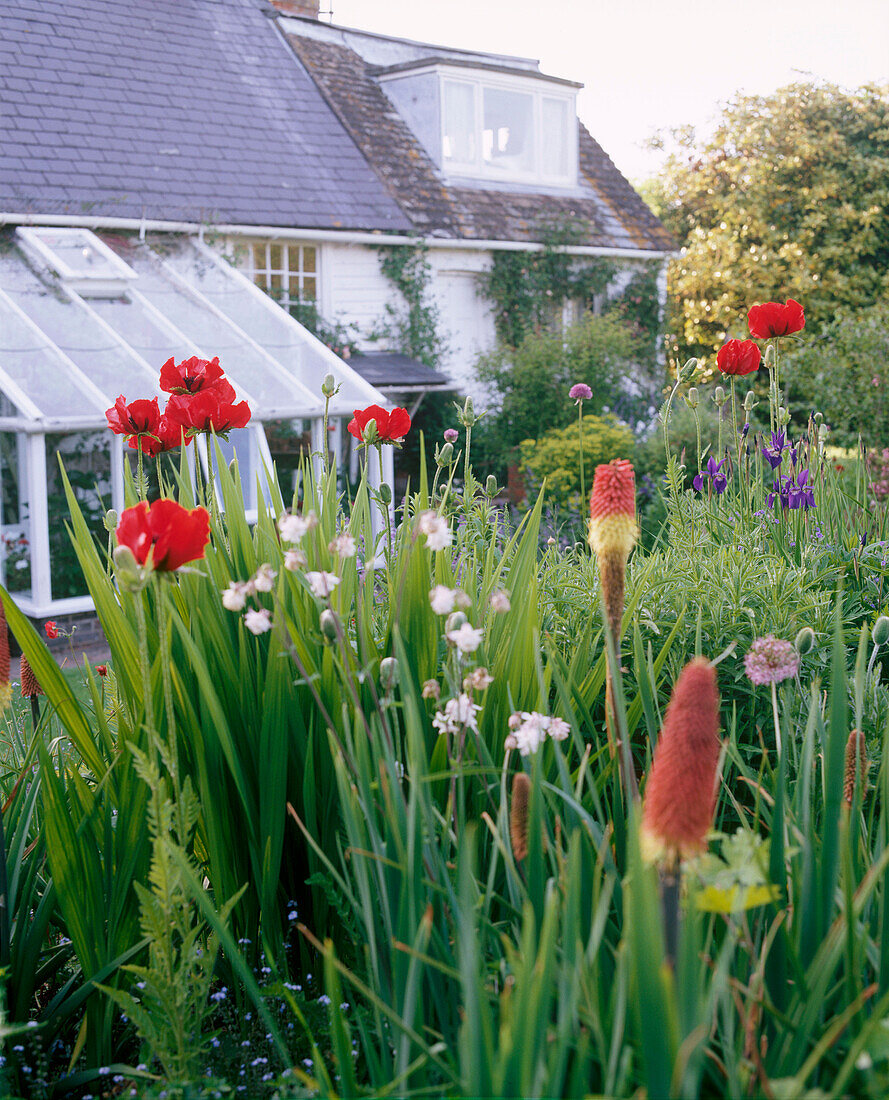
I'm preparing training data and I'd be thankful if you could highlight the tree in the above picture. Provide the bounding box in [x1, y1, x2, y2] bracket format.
[650, 82, 889, 360]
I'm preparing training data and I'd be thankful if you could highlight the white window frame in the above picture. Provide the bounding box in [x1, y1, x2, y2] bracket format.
[244, 240, 319, 308]
[439, 71, 578, 187]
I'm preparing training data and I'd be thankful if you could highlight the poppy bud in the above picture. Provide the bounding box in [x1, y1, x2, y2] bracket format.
[435, 442, 454, 467]
[321, 373, 337, 398]
[379, 483, 392, 505]
[361, 418, 379, 445]
[873, 616, 889, 647]
[112, 544, 151, 591]
[743, 390, 758, 412]
[777, 406, 790, 427]
[485, 475, 499, 497]
[380, 656, 399, 691]
[445, 611, 467, 634]
[765, 344, 777, 369]
[685, 387, 700, 410]
[713, 386, 727, 407]
[103, 509, 119, 534]
[319, 608, 339, 642]
[678, 358, 699, 383]
[794, 626, 816, 655]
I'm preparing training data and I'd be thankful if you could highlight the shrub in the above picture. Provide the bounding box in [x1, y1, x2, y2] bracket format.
[785, 300, 889, 447]
[518, 415, 633, 510]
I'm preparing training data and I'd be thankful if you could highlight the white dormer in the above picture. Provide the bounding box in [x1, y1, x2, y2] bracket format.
[15, 227, 138, 297]
[373, 59, 580, 189]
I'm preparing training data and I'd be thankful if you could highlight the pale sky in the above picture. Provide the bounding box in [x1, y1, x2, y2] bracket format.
[328, 0, 889, 183]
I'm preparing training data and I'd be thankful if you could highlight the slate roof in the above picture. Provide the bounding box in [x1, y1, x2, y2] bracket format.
[349, 352, 454, 390]
[0, 0, 410, 230]
[287, 28, 674, 252]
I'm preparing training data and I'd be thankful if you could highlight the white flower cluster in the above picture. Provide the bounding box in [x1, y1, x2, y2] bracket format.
[446, 622, 483, 654]
[428, 585, 471, 615]
[278, 510, 318, 543]
[222, 562, 280, 634]
[329, 531, 357, 559]
[504, 712, 570, 757]
[305, 570, 340, 599]
[432, 693, 481, 737]
[418, 511, 452, 552]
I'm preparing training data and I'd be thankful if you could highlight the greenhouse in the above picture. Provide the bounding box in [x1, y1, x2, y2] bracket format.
[0, 226, 392, 616]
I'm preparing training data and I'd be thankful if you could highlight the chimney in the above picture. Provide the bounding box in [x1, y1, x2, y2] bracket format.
[268, 0, 320, 16]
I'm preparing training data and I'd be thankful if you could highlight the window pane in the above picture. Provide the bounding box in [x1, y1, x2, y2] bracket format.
[0, 431, 31, 598]
[269, 244, 283, 271]
[302, 247, 317, 273]
[483, 87, 534, 173]
[443, 81, 476, 164]
[302, 277, 317, 301]
[287, 245, 302, 273]
[252, 243, 266, 272]
[542, 97, 569, 178]
[47, 431, 110, 600]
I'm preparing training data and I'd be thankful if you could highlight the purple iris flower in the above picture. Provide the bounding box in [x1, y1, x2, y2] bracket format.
[762, 430, 789, 470]
[787, 468, 815, 510]
[693, 455, 729, 495]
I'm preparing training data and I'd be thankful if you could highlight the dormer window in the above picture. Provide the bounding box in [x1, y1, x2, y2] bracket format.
[374, 60, 580, 189]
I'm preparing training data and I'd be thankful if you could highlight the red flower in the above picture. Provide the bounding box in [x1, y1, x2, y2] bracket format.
[96, 664, 108, 677]
[159, 355, 228, 396]
[747, 299, 805, 339]
[116, 499, 210, 571]
[105, 396, 161, 437]
[716, 339, 761, 376]
[44, 620, 59, 639]
[128, 416, 190, 456]
[641, 657, 721, 860]
[165, 389, 251, 435]
[347, 405, 411, 444]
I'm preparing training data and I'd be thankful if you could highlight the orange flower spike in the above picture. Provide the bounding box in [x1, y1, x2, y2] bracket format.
[843, 729, 869, 805]
[588, 459, 638, 646]
[0, 600, 10, 710]
[641, 657, 721, 863]
[20, 654, 43, 699]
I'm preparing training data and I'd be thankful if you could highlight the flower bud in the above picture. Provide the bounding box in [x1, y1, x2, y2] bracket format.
[794, 626, 816, 655]
[379, 483, 392, 505]
[818, 424, 830, 444]
[444, 428, 459, 444]
[361, 418, 379, 445]
[112, 544, 150, 591]
[685, 387, 700, 410]
[814, 411, 824, 425]
[103, 509, 119, 534]
[765, 344, 777, 369]
[319, 608, 339, 642]
[435, 442, 454, 468]
[743, 390, 758, 412]
[777, 406, 790, 427]
[321, 373, 337, 398]
[713, 385, 727, 407]
[678, 358, 699, 382]
[872, 616, 889, 647]
[380, 656, 399, 691]
[485, 474, 499, 497]
[456, 396, 479, 428]
[445, 611, 467, 633]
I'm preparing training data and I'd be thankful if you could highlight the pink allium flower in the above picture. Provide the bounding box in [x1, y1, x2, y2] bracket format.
[443, 429, 459, 444]
[743, 636, 800, 685]
[569, 382, 593, 402]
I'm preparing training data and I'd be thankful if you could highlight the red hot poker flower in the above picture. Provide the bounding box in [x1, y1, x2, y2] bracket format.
[641, 657, 721, 862]
[159, 355, 228, 396]
[106, 396, 161, 438]
[116, 499, 210, 572]
[588, 459, 637, 558]
[347, 405, 411, 444]
[165, 389, 251, 435]
[747, 299, 805, 339]
[716, 339, 762, 376]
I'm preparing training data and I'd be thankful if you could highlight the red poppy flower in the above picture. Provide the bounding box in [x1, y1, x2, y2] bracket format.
[347, 405, 411, 444]
[165, 389, 251, 435]
[127, 416, 190, 456]
[105, 396, 161, 437]
[44, 620, 59, 639]
[116, 499, 210, 572]
[715, 339, 762, 376]
[747, 299, 805, 339]
[159, 355, 228, 396]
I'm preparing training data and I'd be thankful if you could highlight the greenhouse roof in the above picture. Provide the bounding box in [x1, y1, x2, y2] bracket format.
[0, 228, 386, 431]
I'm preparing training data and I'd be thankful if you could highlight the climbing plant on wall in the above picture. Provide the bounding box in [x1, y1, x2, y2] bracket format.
[372, 242, 447, 368]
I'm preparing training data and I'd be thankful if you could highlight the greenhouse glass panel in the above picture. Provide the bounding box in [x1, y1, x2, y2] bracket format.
[46, 431, 112, 600]
[0, 431, 32, 600]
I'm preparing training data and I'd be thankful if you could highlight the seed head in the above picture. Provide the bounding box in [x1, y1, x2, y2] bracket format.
[843, 729, 868, 805]
[510, 772, 531, 861]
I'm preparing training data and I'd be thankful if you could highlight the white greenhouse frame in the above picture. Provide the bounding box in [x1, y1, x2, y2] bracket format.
[0, 228, 395, 616]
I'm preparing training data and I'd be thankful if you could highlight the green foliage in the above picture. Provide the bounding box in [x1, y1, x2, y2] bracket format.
[652, 81, 889, 358]
[474, 312, 644, 475]
[519, 414, 633, 513]
[785, 299, 889, 446]
[480, 218, 616, 347]
[372, 242, 446, 367]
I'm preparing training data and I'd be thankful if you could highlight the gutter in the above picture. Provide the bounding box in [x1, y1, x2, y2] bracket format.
[0, 213, 672, 260]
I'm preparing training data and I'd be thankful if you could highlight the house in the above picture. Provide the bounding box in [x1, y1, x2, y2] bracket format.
[0, 0, 672, 614]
